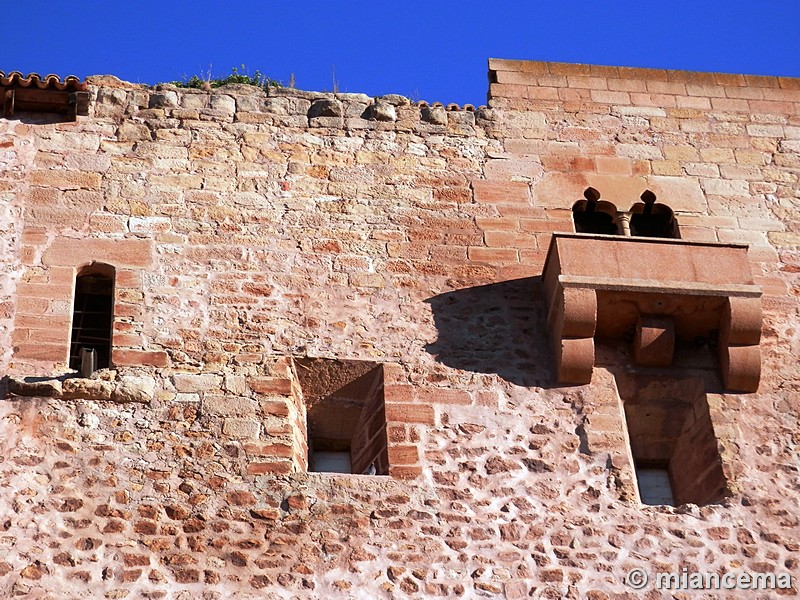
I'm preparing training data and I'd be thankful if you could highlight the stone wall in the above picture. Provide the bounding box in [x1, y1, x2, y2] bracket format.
[0, 60, 798, 598]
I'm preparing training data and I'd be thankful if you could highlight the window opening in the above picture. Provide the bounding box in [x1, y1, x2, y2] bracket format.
[294, 358, 388, 475]
[634, 463, 675, 506]
[572, 187, 619, 235]
[617, 374, 731, 506]
[69, 264, 114, 372]
[629, 190, 680, 239]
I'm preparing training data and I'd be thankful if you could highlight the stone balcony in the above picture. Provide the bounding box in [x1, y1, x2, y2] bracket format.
[543, 233, 762, 392]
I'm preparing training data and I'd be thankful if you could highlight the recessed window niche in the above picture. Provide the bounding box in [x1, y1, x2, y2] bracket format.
[293, 357, 388, 475]
[615, 373, 733, 506]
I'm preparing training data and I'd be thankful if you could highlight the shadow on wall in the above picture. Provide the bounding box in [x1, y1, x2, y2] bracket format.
[424, 277, 554, 387]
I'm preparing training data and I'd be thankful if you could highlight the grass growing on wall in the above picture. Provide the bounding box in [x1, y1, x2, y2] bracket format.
[169, 65, 282, 91]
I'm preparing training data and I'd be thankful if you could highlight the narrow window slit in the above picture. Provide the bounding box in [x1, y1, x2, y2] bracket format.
[69, 264, 115, 372]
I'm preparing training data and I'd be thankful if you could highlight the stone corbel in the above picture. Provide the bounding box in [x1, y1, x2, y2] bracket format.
[548, 285, 596, 383]
[718, 297, 762, 392]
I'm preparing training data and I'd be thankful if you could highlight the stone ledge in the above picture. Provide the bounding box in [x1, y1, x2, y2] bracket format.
[5, 371, 155, 403]
[543, 233, 762, 392]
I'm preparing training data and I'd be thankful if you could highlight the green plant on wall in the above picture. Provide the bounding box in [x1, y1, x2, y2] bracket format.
[169, 65, 282, 91]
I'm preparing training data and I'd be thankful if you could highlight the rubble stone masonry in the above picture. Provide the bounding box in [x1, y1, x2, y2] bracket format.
[0, 59, 798, 598]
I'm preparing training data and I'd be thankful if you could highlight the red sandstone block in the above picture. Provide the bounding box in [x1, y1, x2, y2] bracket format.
[14, 342, 67, 362]
[385, 403, 435, 425]
[89, 214, 127, 234]
[471, 180, 530, 204]
[16, 296, 50, 315]
[27, 204, 89, 228]
[249, 377, 292, 395]
[518, 219, 573, 234]
[25, 188, 60, 205]
[484, 230, 518, 247]
[594, 156, 632, 175]
[10, 328, 29, 344]
[115, 303, 143, 319]
[630, 93, 678, 107]
[21, 228, 48, 244]
[384, 384, 415, 402]
[416, 388, 471, 405]
[488, 83, 527, 99]
[29, 170, 101, 190]
[112, 333, 144, 347]
[541, 156, 594, 172]
[112, 349, 169, 368]
[115, 270, 142, 288]
[536, 74, 567, 87]
[246, 461, 293, 475]
[589, 65, 620, 78]
[28, 328, 70, 344]
[488, 59, 549, 74]
[676, 96, 712, 109]
[710, 98, 749, 112]
[723, 86, 764, 100]
[527, 86, 559, 101]
[646, 80, 686, 95]
[589, 90, 631, 105]
[260, 400, 290, 417]
[243, 443, 294, 458]
[567, 76, 607, 90]
[744, 74, 779, 88]
[607, 78, 647, 93]
[558, 88, 591, 102]
[618, 66, 669, 81]
[749, 100, 794, 114]
[388, 465, 423, 479]
[46, 267, 76, 286]
[475, 217, 519, 231]
[467, 247, 519, 263]
[753, 275, 789, 297]
[19, 246, 36, 266]
[14, 314, 70, 329]
[499, 264, 542, 279]
[714, 72, 746, 86]
[42, 238, 153, 269]
[778, 76, 800, 90]
[494, 71, 539, 86]
[496, 204, 549, 219]
[388, 445, 419, 465]
[380, 363, 403, 383]
[549, 63, 592, 76]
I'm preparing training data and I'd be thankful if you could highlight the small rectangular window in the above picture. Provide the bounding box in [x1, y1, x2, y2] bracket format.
[635, 464, 675, 506]
[294, 358, 388, 475]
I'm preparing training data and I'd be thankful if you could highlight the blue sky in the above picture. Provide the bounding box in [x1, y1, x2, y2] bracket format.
[6, 1, 800, 107]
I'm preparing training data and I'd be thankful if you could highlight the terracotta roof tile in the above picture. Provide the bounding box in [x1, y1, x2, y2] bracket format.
[0, 71, 87, 92]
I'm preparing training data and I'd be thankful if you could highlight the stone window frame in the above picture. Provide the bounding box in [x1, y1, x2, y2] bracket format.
[572, 187, 681, 239]
[584, 368, 741, 508]
[243, 359, 426, 480]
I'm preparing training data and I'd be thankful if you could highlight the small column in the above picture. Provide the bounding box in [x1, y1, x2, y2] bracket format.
[615, 212, 632, 237]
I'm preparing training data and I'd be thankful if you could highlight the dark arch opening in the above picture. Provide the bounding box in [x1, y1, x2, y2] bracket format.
[572, 187, 619, 235]
[69, 263, 115, 372]
[629, 190, 680, 239]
